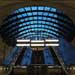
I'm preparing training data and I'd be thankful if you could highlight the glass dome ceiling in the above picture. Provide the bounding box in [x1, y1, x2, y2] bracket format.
[0, 6, 74, 45]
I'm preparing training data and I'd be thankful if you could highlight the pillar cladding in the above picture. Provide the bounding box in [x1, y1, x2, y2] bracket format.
[0, 6, 74, 46]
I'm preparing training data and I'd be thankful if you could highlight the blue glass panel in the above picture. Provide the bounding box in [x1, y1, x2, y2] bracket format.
[15, 10, 19, 13]
[17, 15, 22, 18]
[31, 25, 34, 27]
[31, 28, 34, 31]
[25, 7, 31, 11]
[42, 25, 44, 27]
[23, 23, 26, 26]
[34, 17, 37, 20]
[25, 18, 29, 21]
[47, 18, 51, 20]
[18, 31, 23, 35]
[38, 17, 42, 20]
[43, 12, 48, 16]
[38, 25, 41, 27]
[38, 12, 43, 15]
[18, 8, 24, 12]
[20, 19, 25, 22]
[30, 21, 34, 24]
[42, 21, 46, 24]
[46, 25, 49, 28]
[26, 22, 30, 25]
[31, 6, 37, 10]
[29, 17, 33, 20]
[22, 13, 27, 17]
[54, 14, 58, 18]
[51, 8, 56, 12]
[38, 21, 42, 23]
[19, 24, 23, 27]
[27, 12, 32, 16]
[43, 17, 47, 20]
[45, 7, 50, 11]
[34, 21, 37, 23]
[34, 25, 37, 27]
[32, 12, 37, 15]
[49, 13, 53, 17]
[52, 19, 56, 22]
[54, 24, 57, 26]
[38, 6, 44, 10]
[45, 22, 50, 24]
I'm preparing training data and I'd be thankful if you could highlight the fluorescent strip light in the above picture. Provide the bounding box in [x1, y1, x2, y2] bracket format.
[31, 40, 44, 43]
[17, 39, 59, 42]
[45, 44, 59, 46]
[45, 39, 59, 42]
[16, 44, 59, 47]
[17, 39, 30, 42]
[16, 44, 30, 46]
[31, 44, 44, 46]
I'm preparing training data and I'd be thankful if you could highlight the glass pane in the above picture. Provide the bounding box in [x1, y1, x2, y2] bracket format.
[38, 17, 42, 20]
[38, 12, 43, 15]
[49, 13, 53, 17]
[27, 12, 32, 16]
[43, 17, 47, 20]
[45, 7, 50, 11]
[17, 15, 22, 18]
[38, 6, 44, 10]
[22, 13, 27, 17]
[25, 7, 31, 11]
[33, 17, 37, 20]
[20, 19, 25, 22]
[32, 6, 37, 10]
[18, 8, 24, 12]
[32, 12, 37, 15]
[51, 8, 56, 12]
[43, 12, 48, 16]
[29, 17, 33, 20]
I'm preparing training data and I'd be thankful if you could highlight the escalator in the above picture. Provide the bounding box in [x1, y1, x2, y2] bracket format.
[7, 47, 32, 75]
[31, 51, 44, 64]
[3, 47, 22, 65]
[49, 47, 68, 75]
[15, 47, 26, 65]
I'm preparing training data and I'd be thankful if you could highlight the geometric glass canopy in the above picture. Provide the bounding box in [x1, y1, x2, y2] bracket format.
[0, 6, 74, 45]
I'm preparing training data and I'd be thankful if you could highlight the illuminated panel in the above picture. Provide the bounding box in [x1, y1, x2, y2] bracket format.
[43, 47, 54, 64]
[57, 38, 75, 65]
[21, 47, 32, 65]
[16, 44, 30, 46]
[31, 44, 44, 46]
[17, 39, 30, 42]
[45, 39, 59, 42]
[3, 47, 21, 65]
[16, 44, 59, 47]
[31, 40, 44, 42]
[45, 44, 59, 46]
